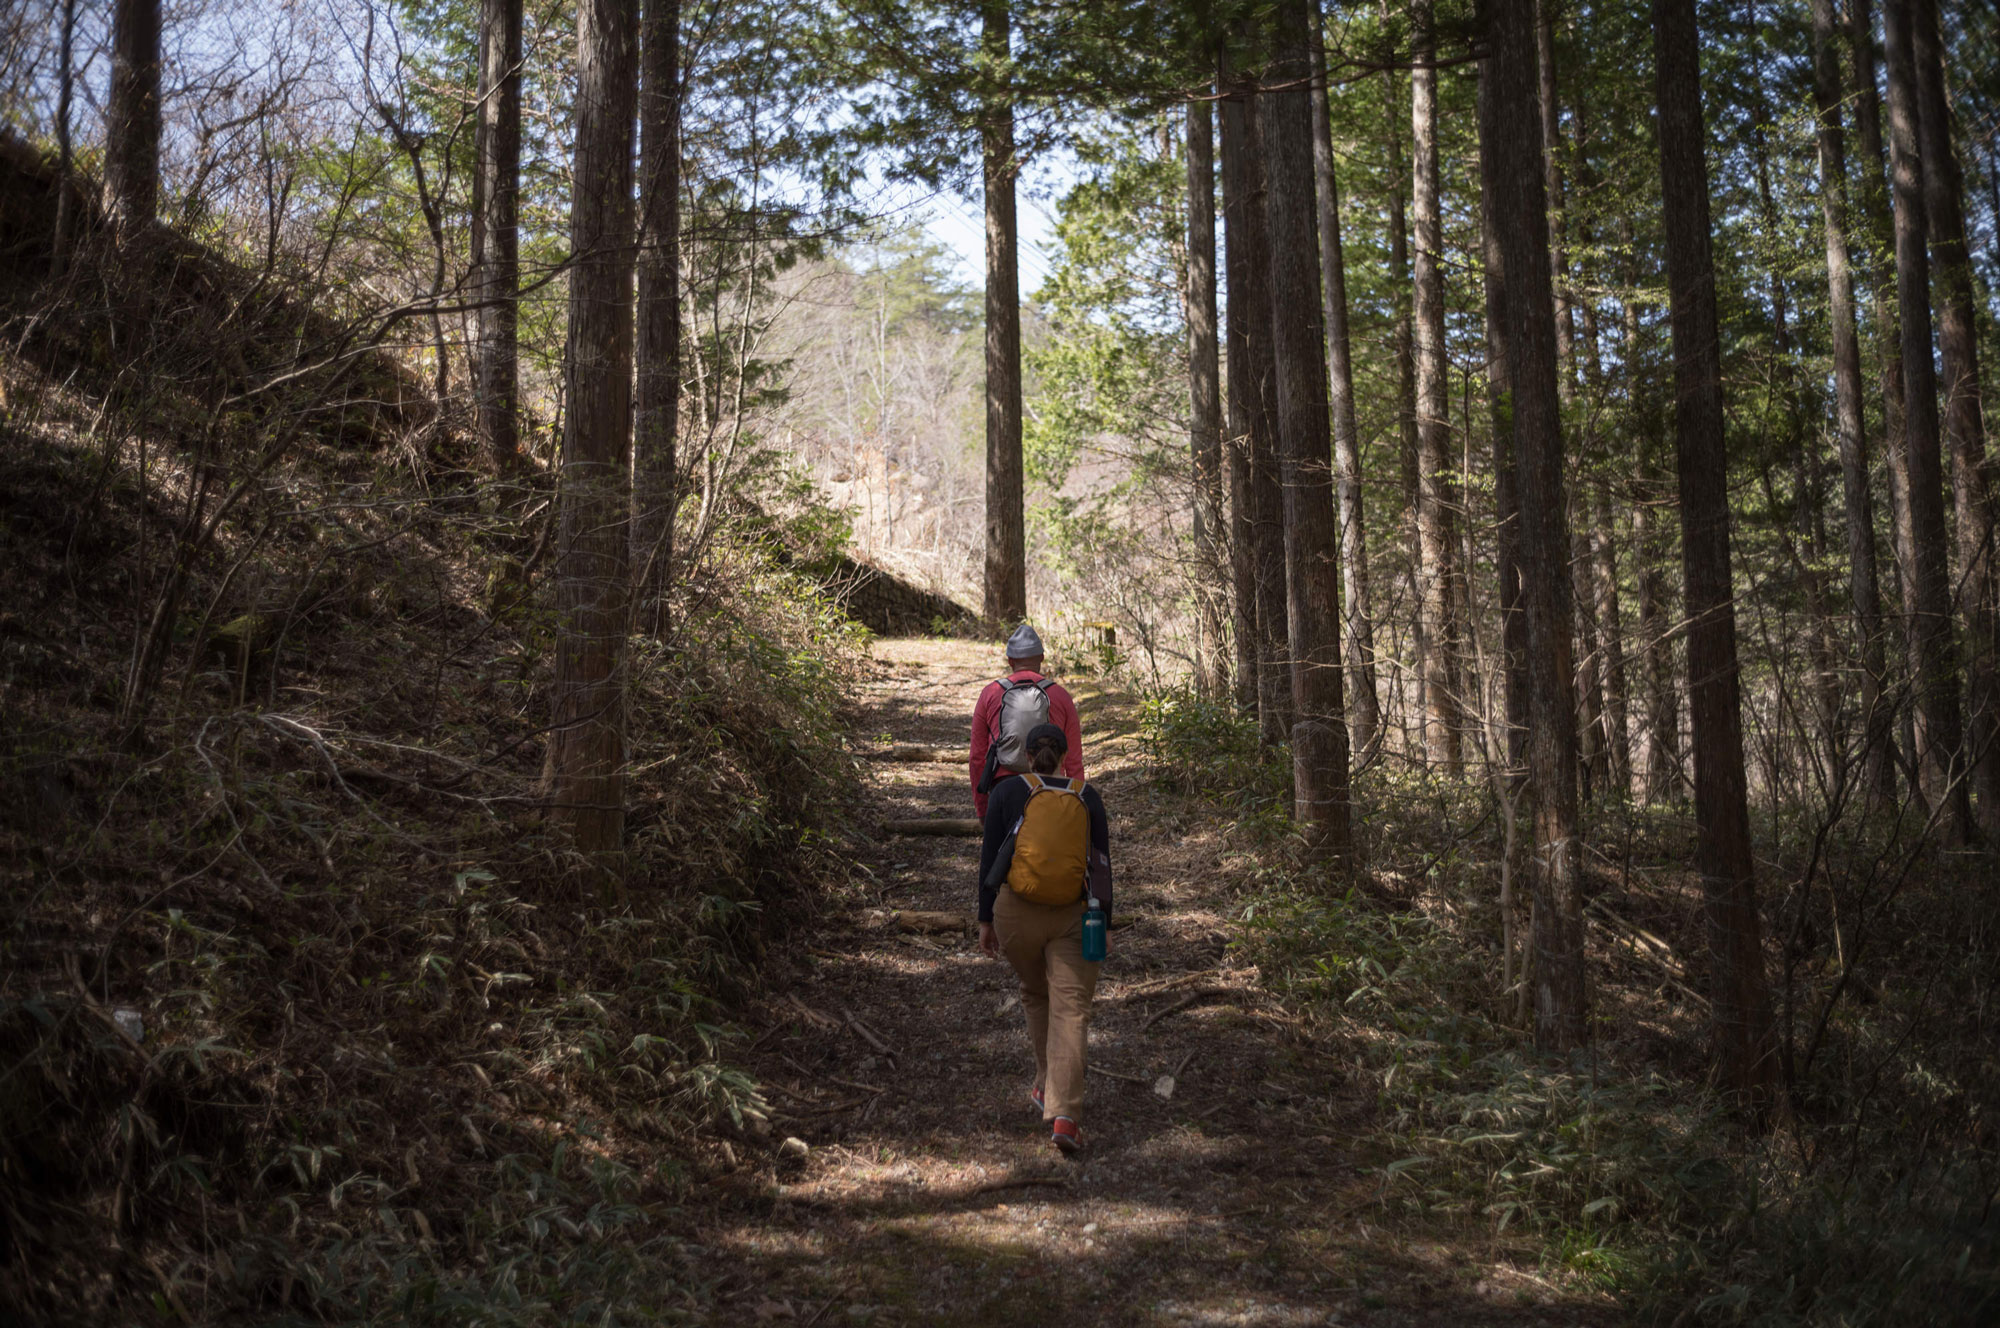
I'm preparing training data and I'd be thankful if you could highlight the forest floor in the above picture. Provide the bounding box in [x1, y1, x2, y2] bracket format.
[692, 637, 1623, 1327]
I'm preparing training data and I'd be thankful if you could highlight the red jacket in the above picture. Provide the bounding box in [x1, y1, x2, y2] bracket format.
[969, 670, 1084, 820]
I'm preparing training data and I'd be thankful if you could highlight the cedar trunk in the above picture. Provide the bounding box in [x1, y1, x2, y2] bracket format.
[1384, 67, 1427, 761]
[1882, 0, 1973, 839]
[1911, 0, 2000, 838]
[1184, 97, 1229, 700]
[634, 0, 683, 633]
[472, 0, 524, 473]
[1808, 0, 1894, 808]
[1482, 0, 1587, 1052]
[1479, 63, 1528, 783]
[1222, 58, 1262, 718]
[1310, 0, 1380, 760]
[1221, 75, 1293, 747]
[1263, 0, 1352, 861]
[1412, 0, 1464, 775]
[1653, 0, 1781, 1109]
[550, 0, 639, 881]
[982, 3, 1027, 627]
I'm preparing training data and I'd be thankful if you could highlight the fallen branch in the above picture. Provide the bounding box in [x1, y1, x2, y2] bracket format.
[876, 745, 956, 764]
[892, 909, 967, 935]
[967, 1174, 1070, 1195]
[784, 994, 841, 1032]
[842, 1007, 899, 1059]
[1142, 987, 1242, 1032]
[1586, 900, 1709, 1008]
[1087, 1063, 1154, 1085]
[883, 818, 982, 837]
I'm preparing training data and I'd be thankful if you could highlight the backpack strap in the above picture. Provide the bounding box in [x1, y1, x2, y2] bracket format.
[1020, 772, 1045, 795]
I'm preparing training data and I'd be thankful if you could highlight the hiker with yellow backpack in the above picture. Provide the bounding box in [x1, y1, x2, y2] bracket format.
[976, 722, 1111, 1155]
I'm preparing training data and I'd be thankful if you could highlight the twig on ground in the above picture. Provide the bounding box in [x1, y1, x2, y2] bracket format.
[842, 1008, 898, 1059]
[1143, 987, 1243, 1032]
[968, 1174, 1070, 1195]
[1087, 1064, 1153, 1085]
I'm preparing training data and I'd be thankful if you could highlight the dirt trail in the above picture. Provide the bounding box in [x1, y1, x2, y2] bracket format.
[697, 638, 1617, 1326]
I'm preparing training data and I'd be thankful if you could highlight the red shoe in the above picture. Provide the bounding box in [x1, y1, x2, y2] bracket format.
[1051, 1116, 1080, 1154]
[1030, 1086, 1044, 1116]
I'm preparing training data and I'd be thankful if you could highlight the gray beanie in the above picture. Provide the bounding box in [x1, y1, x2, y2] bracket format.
[1006, 623, 1044, 659]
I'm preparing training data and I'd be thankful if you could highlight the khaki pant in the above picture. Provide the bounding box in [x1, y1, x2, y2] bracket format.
[994, 888, 1101, 1123]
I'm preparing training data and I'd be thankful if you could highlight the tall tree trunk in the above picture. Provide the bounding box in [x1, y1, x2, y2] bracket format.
[1412, 0, 1464, 775]
[1851, 0, 1922, 797]
[103, 0, 161, 237]
[1221, 71, 1292, 745]
[1384, 65, 1427, 763]
[1654, 0, 1781, 1110]
[1592, 483, 1632, 797]
[551, 0, 640, 884]
[1535, 0, 1576, 389]
[50, 0, 76, 277]
[1574, 522, 1605, 802]
[1809, 0, 1895, 808]
[1223, 48, 1260, 720]
[1482, 0, 1586, 1052]
[473, 0, 524, 473]
[1883, 0, 1974, 841]
[633, 0, 682, 634]
[1184, 96, 1229, 699]
[981, 3, 1026, 627]
[1264, 0, 1352, 861]
[1311, 0, 1380, 760]
[1479, 64, 1528, 783]
[1911, 0, 2000, 839]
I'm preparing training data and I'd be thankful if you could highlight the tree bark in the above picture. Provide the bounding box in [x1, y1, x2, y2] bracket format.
[1535, 0, 1576, 390]
[1184, 96, 1229, 700]
[1412, 0, 1464, 775]
[1263, 0, 1352, 861]
[50, 0, 76, 277]
[1883, 0, 1973, 840]
[1592, 485, 1632, 798]
[1222, 51, 1261, 720]
[1911, 0, 2000, 838]
[1221, 68, 1293, 747]
[633, 0, 682, 635]
[1384, 65, 1427, 763]
[982, 3, 1027, 628]
[550, 0, 639, 883]
[1482, 0, 1586, 1052]
[1311, 0, 1380, 761]
[1851, 0, 1922, 796]
[1653, 0, 1780, 1110]
[103, 0, 161, 236]
[1479, 62, 1528, 784]
[472, 0, 524, 473]
[1809, 0, 1895, 809]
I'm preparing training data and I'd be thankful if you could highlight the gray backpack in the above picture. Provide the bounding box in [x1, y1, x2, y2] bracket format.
[978, 677, 1053, 792]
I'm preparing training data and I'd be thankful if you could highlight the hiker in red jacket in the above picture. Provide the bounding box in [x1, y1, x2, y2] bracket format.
[969, 623, 1083, 822]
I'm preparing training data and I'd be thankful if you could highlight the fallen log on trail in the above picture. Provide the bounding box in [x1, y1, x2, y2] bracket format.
[876, 745, 957, 763]
[893, 909, 967, 934]
[883, 818, 982, 836]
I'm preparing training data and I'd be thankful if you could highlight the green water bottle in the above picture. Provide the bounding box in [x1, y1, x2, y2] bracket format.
[1081, 897, 1107, 963]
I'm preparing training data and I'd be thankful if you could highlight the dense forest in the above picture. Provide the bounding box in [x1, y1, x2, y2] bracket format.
[2, 0, 1998, 1322]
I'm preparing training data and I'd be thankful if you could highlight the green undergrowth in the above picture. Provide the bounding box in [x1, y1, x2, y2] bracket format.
[1, 338, 869, 1323]
[1139, 688, 2000, 1327]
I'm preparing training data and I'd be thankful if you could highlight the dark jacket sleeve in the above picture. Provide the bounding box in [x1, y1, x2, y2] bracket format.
[976, 778, 1024, 923]
[1084, 784, 1112, 919]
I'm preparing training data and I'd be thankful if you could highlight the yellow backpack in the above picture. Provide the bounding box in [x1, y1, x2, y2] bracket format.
[1002, 774, 1091, 906]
